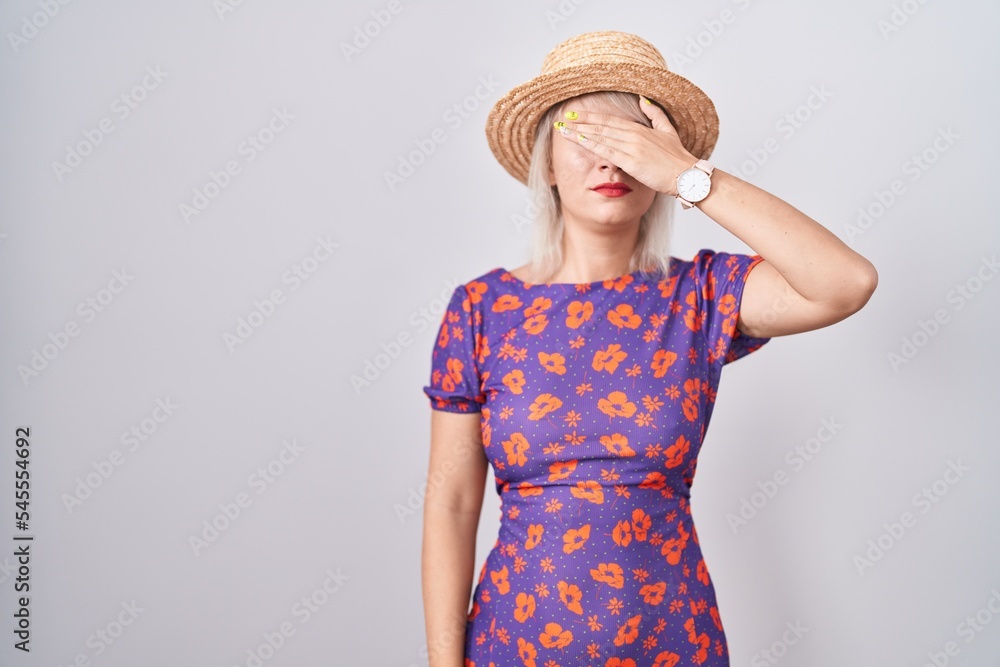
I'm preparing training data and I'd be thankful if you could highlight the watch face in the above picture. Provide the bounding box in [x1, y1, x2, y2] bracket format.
[677, 168, 711, 202]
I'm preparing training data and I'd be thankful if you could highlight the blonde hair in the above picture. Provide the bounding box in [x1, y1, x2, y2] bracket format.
[521, 90, 675, 283]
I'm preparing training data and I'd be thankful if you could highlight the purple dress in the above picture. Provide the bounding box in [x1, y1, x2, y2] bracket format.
[422, 248, 770, 667]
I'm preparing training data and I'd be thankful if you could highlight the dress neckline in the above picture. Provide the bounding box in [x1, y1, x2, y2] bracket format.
[499, 266, 658, 288]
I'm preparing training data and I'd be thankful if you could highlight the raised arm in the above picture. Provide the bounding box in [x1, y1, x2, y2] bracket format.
[551, 97, 879, 339]
[696, 168, 879, 338]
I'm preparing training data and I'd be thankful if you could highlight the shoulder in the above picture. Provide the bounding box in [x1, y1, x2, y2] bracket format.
[664, 248, 712, 284]
[461, 266, 508, 288]
[672, 248, 757, 281]
[456, 266, 520, 298]
[447, 267, 510, 314]
[671, 247, 726, 270]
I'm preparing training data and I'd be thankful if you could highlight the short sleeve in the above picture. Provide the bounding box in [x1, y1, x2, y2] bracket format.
[692, 248, 771, 368]
[422, 284, 485, 413]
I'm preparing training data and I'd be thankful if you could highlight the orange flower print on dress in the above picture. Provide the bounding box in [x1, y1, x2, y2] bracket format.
[473, 331, 491, 367]
[548, 459, 577, 481]
[503, 368, 527, 394]
[538, 351, 567, 374]
[605, 274, 636, 292]
[523, 295, 552, 316]
[502, 433, 531, 467]
[517, 637, 537, 667]
[562, 524, 591, 554]
[528, 393, 562, 420]
[442, 357, 467, 394]
[517, 482, 543, 497]
[685, 616, 711, 664]
[492, 293, 523, 312]
[608, 659, 638, 667]
[491, 565, 510, 595]
[717, 293, 737, 316]
[566, 300, 594, 328]
[652, 651, 681, 667]
[514, 592, 536, 622]
[590, 562, 625, 588]
[640, 581, 667, 605]
[571, 479, 605, 504]
[422, 250, 772, 664]
[661, 522, 689, 566]
[651, 349, 677, 377]
[631, 508, 651, 540]
[525, 524, 544, 550]
[600, 433, 636, 457]
[612, 519, 633, 547]
[598, 391, 637, 418]
[681, 397, 699, 422]
[464, 280, 488, 310]
[607, 303, 643, 329]
[614, 614, 642, 646]
[696, 558, 711, 586]
[557, 580, 585, 614]
[539, 621, 573, 649]
[593, 344, 628, 373]
[664, 435, 690, 469]
[524, 313, 549, 335]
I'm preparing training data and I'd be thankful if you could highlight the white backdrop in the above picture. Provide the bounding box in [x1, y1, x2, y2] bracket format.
[2, 1, 999, 665]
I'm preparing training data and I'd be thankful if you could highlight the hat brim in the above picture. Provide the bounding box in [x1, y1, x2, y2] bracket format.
[485, 61, 719, 185]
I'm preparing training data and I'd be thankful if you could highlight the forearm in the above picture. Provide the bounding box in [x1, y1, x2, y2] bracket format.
[697, 168, 876, 304]
[422, 505, 480, 667]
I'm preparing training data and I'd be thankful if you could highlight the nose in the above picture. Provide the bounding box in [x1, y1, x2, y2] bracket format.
[598, 158, 619, 174]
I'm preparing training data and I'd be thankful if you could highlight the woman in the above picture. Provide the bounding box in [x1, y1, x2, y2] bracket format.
[420, 31, 876, 666]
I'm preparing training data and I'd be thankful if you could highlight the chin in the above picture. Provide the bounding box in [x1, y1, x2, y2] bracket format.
[598, 205, 648, 222]
[563, 198, 649, 226]
[594, 213, 643, 226]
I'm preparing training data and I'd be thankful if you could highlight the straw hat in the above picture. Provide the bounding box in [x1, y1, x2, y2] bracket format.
[485, 30, 719, 185]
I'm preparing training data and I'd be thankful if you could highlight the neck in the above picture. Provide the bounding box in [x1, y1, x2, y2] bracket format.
[547, 212, 642, 283]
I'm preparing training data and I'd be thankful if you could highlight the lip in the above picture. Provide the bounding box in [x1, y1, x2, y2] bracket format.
[592, 182, 632, 197]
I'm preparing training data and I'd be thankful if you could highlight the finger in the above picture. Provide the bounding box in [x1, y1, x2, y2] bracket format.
[564, 128, 635, 166]
[555, 122, 628, 151]
[561, 108, 638, 133]
[638, 95, 679, 134]
[557, 119, 637, 144]
[638, 95, 659, 113]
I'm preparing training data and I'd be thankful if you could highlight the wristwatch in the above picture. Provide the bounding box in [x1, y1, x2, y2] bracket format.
[675, 159, 714, 209]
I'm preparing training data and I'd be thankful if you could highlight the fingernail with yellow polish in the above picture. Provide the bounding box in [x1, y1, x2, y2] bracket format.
[564, 110, 578, 120]
[554, 121, 571, 136]
[641, 96, 653, 105]
[577, 133, 587, 143]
